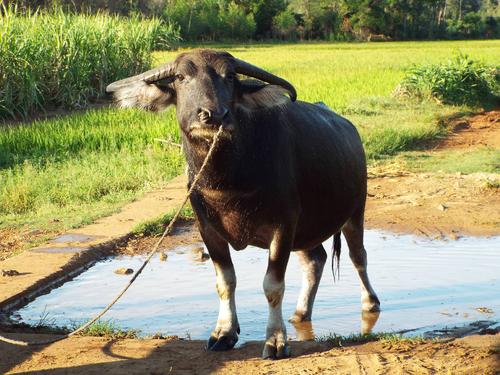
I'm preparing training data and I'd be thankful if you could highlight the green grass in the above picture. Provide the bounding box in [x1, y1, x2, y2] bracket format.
[317, 331, 427, 347]
[0, 5, 179, 119]
[156, 40, 500, 111]
[2, 40, 499, 253]
[397, 148, 500, 174]
[73, 320, 140, 339]
[0, 108, 184, 235]
[396, 53, 499, 106]
[132, 205, 195, 236]
[156, 40, 499, 159]
[7, 319, 141, 339]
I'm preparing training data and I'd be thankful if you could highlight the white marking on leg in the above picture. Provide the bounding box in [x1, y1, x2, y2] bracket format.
[263, 273, 286, 346]
[292, 250, 325, 322]
[214, 264, 238, 333]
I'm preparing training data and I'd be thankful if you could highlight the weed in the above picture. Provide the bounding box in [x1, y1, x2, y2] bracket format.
[396, 53, 499, 106]
[483, 178, 500, 189]
[133, 205, 196, 236]
[317, 331, 426, 347]
[72, 320, 140, 339]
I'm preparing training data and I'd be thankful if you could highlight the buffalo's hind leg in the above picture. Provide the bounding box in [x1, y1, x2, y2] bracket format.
[342, 213, 380, 312]
[201, 225, 240, 351]
[289, 245, 327, 323]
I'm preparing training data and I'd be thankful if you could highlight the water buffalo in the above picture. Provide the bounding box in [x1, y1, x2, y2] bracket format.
[106, 49, 380, 359]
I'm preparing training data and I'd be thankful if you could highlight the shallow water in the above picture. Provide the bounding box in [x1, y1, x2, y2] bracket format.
[15, 230, 499, 342]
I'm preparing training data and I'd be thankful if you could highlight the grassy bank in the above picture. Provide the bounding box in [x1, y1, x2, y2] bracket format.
[0, 108, 184, 240]
[0, 6, 179, 119]
[1, 40, 499, 254]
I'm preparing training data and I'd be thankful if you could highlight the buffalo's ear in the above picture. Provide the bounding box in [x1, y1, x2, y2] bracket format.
[236, 79, 291, 112]
[111, 80, 175, 112]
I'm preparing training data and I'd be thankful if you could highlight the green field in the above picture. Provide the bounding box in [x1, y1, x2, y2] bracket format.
[1, 41, 499, 250]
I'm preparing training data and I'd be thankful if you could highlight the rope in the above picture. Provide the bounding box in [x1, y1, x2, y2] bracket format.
[0, 126, 224, 347]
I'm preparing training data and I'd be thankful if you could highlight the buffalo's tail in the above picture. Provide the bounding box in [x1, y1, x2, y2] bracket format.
[332, 232, 341, 281]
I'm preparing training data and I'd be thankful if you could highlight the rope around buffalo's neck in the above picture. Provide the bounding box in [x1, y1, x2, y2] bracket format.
[0, 126, 224, 347]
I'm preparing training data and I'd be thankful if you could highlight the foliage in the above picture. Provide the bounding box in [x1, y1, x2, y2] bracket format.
[160, 0, 500, 41]
[273, 9, 297, 39]
[10, 0, 500, 41]
[163, 0, 256, 41]
[0, 4, 179, 119]
[396, 54, 499, 105]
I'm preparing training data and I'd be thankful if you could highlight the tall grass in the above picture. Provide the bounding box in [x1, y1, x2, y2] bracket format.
[0, 5, 179, 119]
[396, 54, 499, 105]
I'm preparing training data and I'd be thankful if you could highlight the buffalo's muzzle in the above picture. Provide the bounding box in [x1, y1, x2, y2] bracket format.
[197, 106, 229, 125]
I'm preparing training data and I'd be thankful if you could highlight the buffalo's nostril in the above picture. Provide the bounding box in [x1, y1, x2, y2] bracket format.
[198, 108, 212, 122]
[198, 106, 229, 124]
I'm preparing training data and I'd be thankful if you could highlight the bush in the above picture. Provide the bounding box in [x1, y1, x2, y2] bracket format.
[0, 5, 180, 119]
[163, 0, 255, 41]
[395, 54, 499, 106]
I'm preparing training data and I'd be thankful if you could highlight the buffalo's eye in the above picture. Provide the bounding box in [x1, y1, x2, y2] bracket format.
[225, 72, 235, 82]
[176, 74, 185, 82]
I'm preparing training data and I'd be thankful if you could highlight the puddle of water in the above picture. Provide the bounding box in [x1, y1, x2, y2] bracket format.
[49, 234, 103, 244]
[15, 230, 499, 342]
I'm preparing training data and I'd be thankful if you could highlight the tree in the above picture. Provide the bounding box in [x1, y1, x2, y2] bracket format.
[273, 8, 297, 39]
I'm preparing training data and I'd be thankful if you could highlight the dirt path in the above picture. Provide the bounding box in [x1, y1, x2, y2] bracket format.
[366, 110, 499, 238]
[0, 333, 498, 374]
[435, 110, 500, 150]
[365, 171, 499, 238]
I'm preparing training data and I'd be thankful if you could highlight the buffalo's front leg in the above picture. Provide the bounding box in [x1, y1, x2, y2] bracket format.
[201, 226, 239, 351]
[262, 225, 294, 359]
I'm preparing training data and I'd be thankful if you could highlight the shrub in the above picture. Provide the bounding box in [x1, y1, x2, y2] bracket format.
[162, 0, 255, 41]
[0, 5, 180, 119]
[395, 54, 499, 106]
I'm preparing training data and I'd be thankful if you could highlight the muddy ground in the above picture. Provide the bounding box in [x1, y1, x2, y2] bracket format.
[0, 332, 498, 374]
[0, 111, 499, 374]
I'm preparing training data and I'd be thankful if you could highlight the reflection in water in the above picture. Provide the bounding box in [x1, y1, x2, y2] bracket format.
[291, 310, 380, 340]
[291, 321, 315, 341]
[16, 230, 500, 342]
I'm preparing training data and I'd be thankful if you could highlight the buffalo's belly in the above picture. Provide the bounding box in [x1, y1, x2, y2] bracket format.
[293, 211, 349, 249]
[201, 198, 353, 251]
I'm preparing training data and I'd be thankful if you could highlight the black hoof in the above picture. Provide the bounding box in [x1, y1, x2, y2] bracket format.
[262, 342, 291, 360]
[207, 334, 238, 351]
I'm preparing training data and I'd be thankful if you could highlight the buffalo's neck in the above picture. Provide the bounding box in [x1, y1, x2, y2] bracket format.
[183, 108, 287, 191]
[182, 131, 250, 191]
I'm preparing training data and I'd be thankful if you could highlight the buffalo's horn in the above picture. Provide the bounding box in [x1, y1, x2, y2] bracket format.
[106, 62, 175, 93]
[233, 58, 297, 101]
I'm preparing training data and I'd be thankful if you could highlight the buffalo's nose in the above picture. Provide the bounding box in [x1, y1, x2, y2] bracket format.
[198, 106, 229, 124]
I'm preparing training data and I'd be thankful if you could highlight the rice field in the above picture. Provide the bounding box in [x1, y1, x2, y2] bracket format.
[1, 40, 499, 245]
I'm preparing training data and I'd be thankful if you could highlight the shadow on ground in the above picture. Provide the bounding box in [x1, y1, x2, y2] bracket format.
[0, 334, 330, 374]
